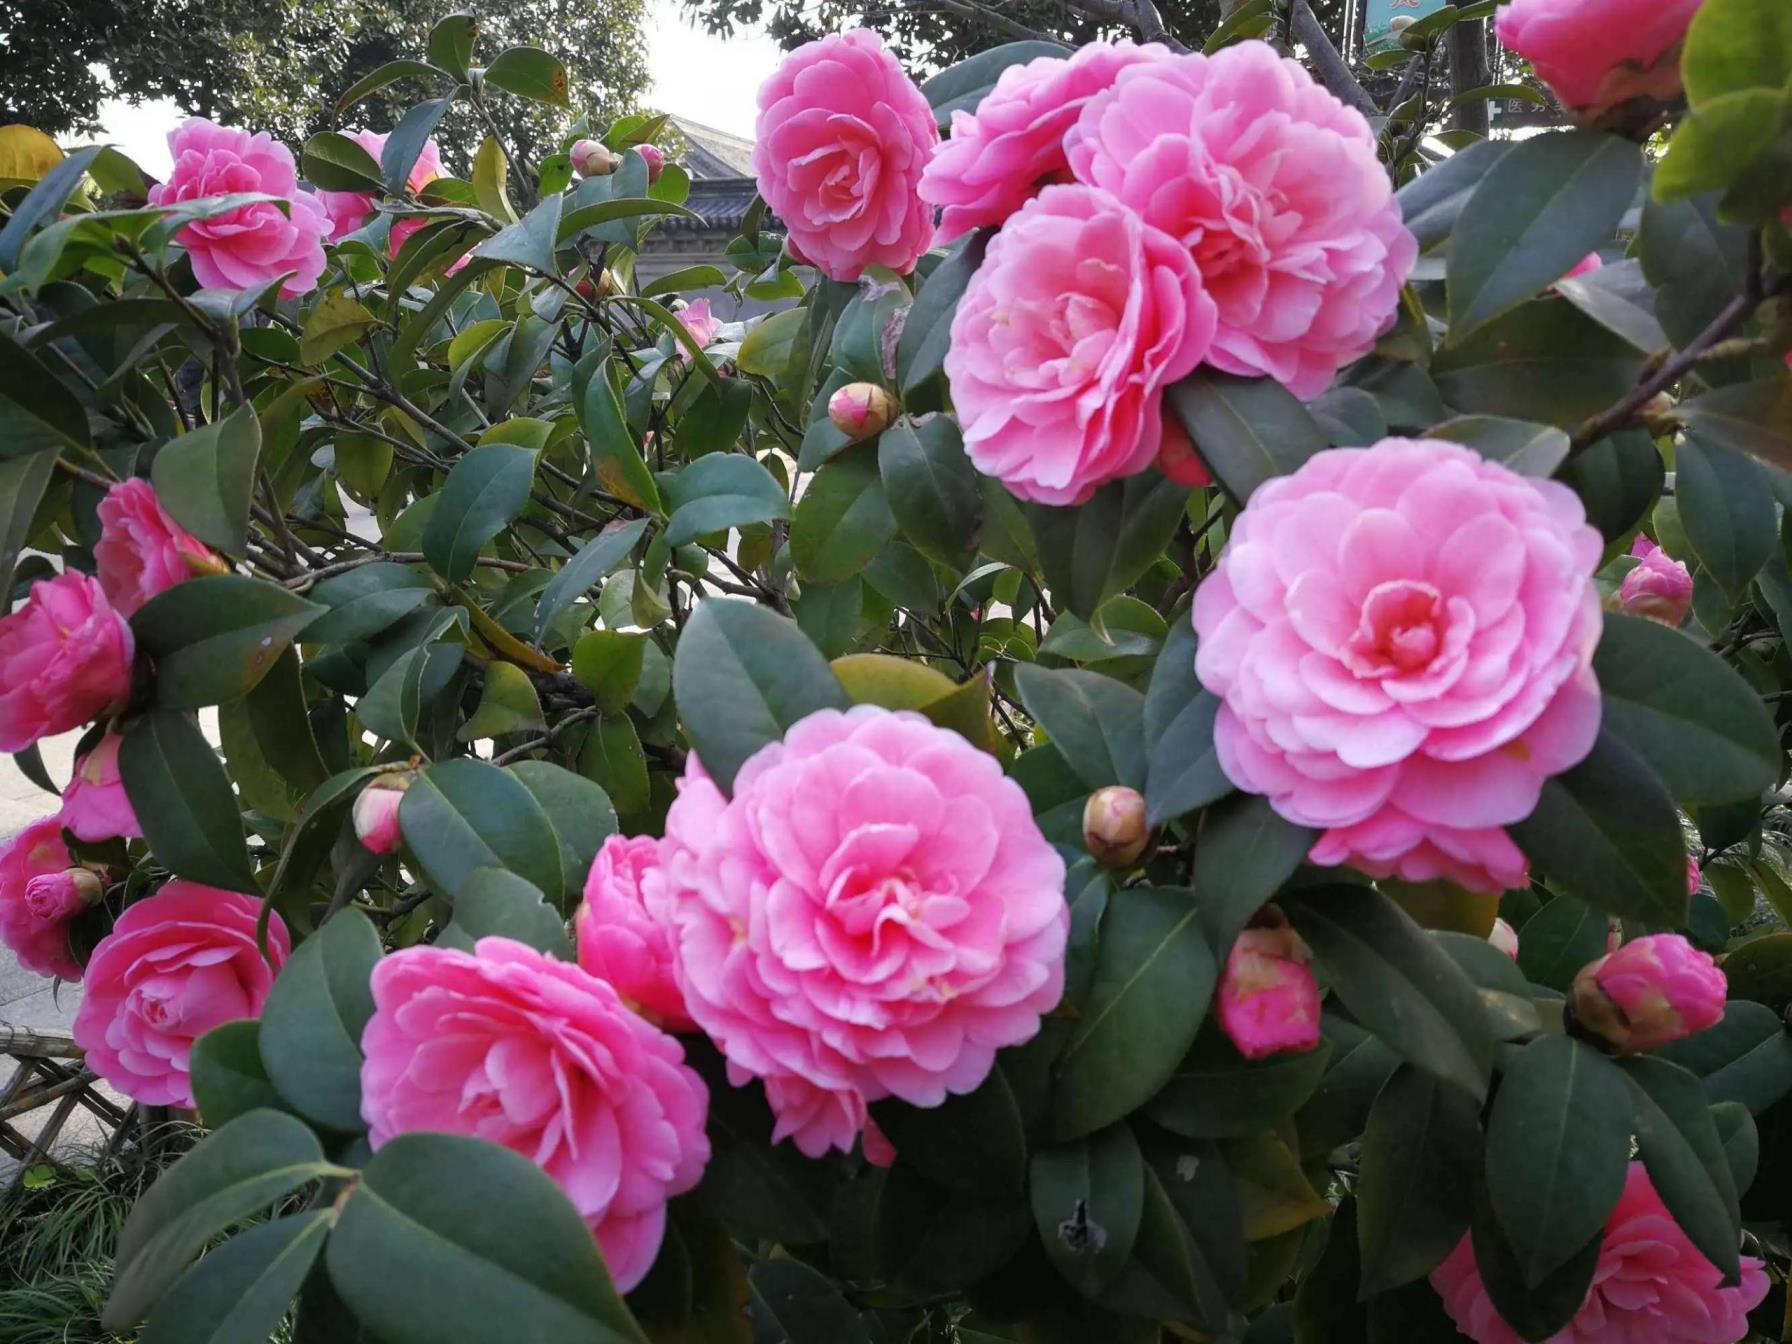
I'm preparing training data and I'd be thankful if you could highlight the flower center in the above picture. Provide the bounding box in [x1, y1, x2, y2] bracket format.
[127, 984, 179, 1032]
[1344, 580, 1445, 676]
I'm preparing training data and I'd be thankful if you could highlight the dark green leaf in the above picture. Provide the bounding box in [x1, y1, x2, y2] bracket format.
[327, 1134, 646, 1344]
[141, 1212, 330, 1344]
[1593, 612, 1778, 805]
[872, 1064, 1028, 1197]
[1193, 794, 1316, 951]
[920, 41, 1072, 116]
[473, 194, 564, 274]
[134, 576, 321, 708]
[507, 759, 617, 883]
[1053, 887, 1214, 1139]
[303, 563, 435, 646]
[1515, 895, 1608, 994]
[381, 97, 453, 194]
[1619, 1055, 1741, 1282]
[400, 758, 564, 899]
[1394, 139, 1512, 251]
[1510, 728, 1689, 925]
[239, 646, 328, 799]
[1677, 377, 1792, 470]
[337, 59, 440, 113]
[1711, 1102, 1758, 1194]
[438, 868, 573, 959]
[483, 47, 571, 106]
[1030, 472, 1188, 621]
[426, 11, 479, 76]
[358, 644, 462, 748]
[1677, 436, 1776, 596]
[1553, 257, 1670, 353]
[1166, 370, 1326, 503]
[1434, 301, 1644, 428]
[1556, 429, 1664, 542]
[790, 443, 897, 582]
[575, 354, 661, 513]
[120, 709, 258, 893]
[189, 1020, 286, 1130]
[663, 452, 790, 548]
[1030, 1123, 1145, 1298]
[748, 1257, 870, 1344]
[422, 441, 538, 582]
[105, 1110, 333, 1329]
[879, 415, 982, 566]
[302, 132, 386, 193]
[0, 449, 55, 596]
[1430, 415, 1570, 477]
[259, 908, 380, 1133]
[1637, 192, 1750, 354]
[1144, 1029, 1331, 1140]
[147, 404, 260, 553]
[1654, 1001, 1792, 1113]
[1281, 885, 1493, 1100]
[537, 523, 646, 645]
[1468, 1186, 1602, 1342]
[1486, 1036, 1630, 1286]
[577, 715, 649, 817]
[1448, 131, 1643, 338]
[1356, 1066, 1482, 1295]
[1144, 618, 1231, 824]
[1015, 664, 1145, 792]
[671, 599, 848, 794]
[669, 378, 753, 459]
[898, 231, 989, 391]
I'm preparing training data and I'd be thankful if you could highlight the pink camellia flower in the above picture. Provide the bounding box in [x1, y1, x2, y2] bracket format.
[94, 478, 220, 618]
[1193, 438, 1605, 894]
[1572, 932, 1726, 1053]
[920, 41, 1170, 243]
[72, 883, 289, 1108]
[675, 299, 722, 358]
[1488, 917, 1520, 961]
[1432, 1163, 1768, 1344]
[360, 938, 709, 1291]
[1561, 252, 1604, 282]
[1156, 418, 1213, 489]
[60, 733, 141, 843]
[1687, 856, 1702, 895]
[1618, 536, 1693, 627]
[1067, 41, 1417, 399]
[314, 129, 447, 243]
[0, 573, 135, 754]
[946, 183, 1216, 507]
[637, 144, 667, 183]
[0, 819, 87, 981]
[352, 777, 409, 856]
[1215, 924, 1321, 1059]
[147, 118, 331, 298]
[752, 30, 939, 281]
[1495, 0, 1702, 113]
[576, 834, 694, 1031]
[657, 703, 1069, 1158]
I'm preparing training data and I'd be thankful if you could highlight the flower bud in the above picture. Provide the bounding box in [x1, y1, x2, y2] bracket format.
[637, 144, 666, 183]
[1216, 923, 1321, 1060]
[1155, 417, 1211, 488]
[24, 868, 103, 922]
[1488, 916, 1519, 961]
[828, 382, 896, 442]
[1082, 786, 1150, 868]
[571, 138, 619, 178]
[1571, 933, 1726, 1053]
[1615, 537, 1692, 627]
[182, 549, 233, 578]
[354, 775, 412, 856]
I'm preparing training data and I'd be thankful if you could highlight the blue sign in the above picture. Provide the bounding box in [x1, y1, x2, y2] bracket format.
[1364, 0, 1450, 53]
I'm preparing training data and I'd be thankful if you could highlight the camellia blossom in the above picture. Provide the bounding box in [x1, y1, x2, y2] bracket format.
[1067, 41, 1417, 399]
[147, 118, 331, 297]
[1215, 924, 1322, 1059]
[1192, 438, 1605, 894]
[920, 41, 1171, 243]
[946, 183, 1216, 506]
[60, 732, 141, 842]
[1618, 536, 1693, 627]
[73, 883, 290, 1108]
[576, 834, 694, 1031]
[675, 299, 722, 359]
[360, 938, 709, 1291]
[94, 478, 220, 618]
[0, 819, 86, 981]
[657, 704, 1069, 1157]
[315, 129, 447, 242]
[1494, 0, 1702, 112]
[1571, 932, 1726, 1052]
[352, 778, 407, 856]
[752, 30, 938, 280]
[0, 573, 135, 754]
[1686, 856, 1701, 895]
[1561, 252, 1604, 282]
[1431, 1163, 1768, 1344]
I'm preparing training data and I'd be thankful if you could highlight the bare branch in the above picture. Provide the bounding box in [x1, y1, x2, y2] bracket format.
[1288, 0, 1379, 120]
[931, 0, 1060, 43]
[1058, 0, 1189, 51]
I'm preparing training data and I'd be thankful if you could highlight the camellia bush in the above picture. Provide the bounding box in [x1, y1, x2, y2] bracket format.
[4, 0, 1792, 1339]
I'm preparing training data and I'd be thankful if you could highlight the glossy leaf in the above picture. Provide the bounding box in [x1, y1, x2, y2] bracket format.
[663, 452, 790, 548]
[258, 908, 380, 1133]
[1619, 1055, 1741, 1282]
[400, 758, 564, 899]
[790, 444, 898, 583]
[189, 1020, 286, 1130]
[422, 442, 538, 582]
[150, 405, 261, 553]
[133, 577, 321, 709]
[1143, 617, 1231, 825]
[1167, 370, 1326, 502]
[141, 1212, 330, 1344]
[1014, 664, 1146, 793]
[879, 415, 982, 566]
[1030, 472, 1189, 621]
[1031, 1124, 1145, 1298]
[1356, 1066, 1482, 1295]
[120, 709, 258, 893]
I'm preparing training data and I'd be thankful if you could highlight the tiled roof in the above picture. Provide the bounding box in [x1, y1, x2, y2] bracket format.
[660, 177, 781, 235]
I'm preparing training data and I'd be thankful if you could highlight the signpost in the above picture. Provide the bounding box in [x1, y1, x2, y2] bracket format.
[1363, 0, 1451, 54]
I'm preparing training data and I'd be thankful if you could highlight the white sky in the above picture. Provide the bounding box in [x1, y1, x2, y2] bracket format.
[92, 0, 783, 178]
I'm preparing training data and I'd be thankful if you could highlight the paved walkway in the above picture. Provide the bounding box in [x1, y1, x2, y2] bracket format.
[1, 729, 85, 1035]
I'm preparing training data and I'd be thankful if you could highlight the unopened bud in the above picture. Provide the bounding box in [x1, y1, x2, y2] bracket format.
[571, 138, 620, 178]
[1216, 922, 1321, 1060]
[24, 868, 103, 921]
[183, 548, 232, 578]
[828, 383, 896, 442]
[1082, 786, 1150, 868]
[1155, 417, 1211, 488]
[1570, 932, 1725, 1053]
[637, 144, 666, 183]
[354, 774, 412, 856]
[1487, 916, 1519, 961]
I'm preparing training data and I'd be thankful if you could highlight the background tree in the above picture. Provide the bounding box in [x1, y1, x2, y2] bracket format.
[0, 0, 649, 168]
